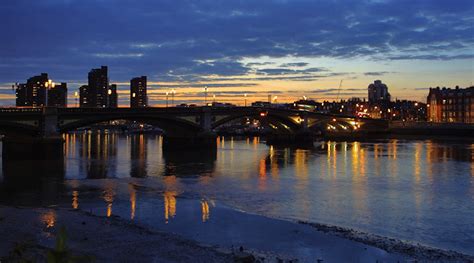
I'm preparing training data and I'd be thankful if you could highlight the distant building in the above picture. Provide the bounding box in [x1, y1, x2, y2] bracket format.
[15, 73, 67, 107]
[79, 85, 91, 108]
[108, 84, 118, 108]
[16, 73, 48, 107]
[368, 80, 391, 103]
[427, 86, 474, 123]
[47, 82, 67, 107]
[130, 76, 147, 108]
[81, 66, 109, 108]
[15, 83, 29, 107]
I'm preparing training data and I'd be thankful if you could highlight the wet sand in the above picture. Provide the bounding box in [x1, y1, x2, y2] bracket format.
[1, 205, 473, 262]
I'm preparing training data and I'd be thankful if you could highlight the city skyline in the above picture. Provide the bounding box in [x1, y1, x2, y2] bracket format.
[1, 0, 473, 106]
[9, 68, 474, 108]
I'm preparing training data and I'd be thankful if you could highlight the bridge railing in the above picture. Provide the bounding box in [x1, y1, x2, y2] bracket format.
[0, 107, 43, 113]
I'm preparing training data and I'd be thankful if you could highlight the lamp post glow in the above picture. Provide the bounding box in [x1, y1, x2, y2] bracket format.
[165, 91, 169, 107]
[213, 94, 216, 103]
[74, 91, 79, 107]
[171, 89, 175, 106]
[244, 93, 247, 107]
[44, 79, 54, 107]
[107, 89, 113, 108]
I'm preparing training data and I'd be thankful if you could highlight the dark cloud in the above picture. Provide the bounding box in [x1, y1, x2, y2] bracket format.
[280, 62, 309, 67]
[256, 67, 328, 75]
[246, 62, 275, 67]
[0, 0, 472, 83]
[364, 71, 394, 76]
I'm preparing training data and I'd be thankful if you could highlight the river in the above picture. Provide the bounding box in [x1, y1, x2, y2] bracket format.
[1, 132, 473, 256]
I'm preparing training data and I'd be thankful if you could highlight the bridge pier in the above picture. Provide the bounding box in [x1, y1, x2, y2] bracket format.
[2, 107, 64, 161]
[162, 107, 218, 151]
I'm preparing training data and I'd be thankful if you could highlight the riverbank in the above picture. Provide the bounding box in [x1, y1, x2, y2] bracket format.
[0, 205, 234, 262]
[1, 204, 473, 262]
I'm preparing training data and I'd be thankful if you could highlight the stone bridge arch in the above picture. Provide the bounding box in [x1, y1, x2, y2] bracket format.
[211, 109, 303, 134]
[0, 120, 40, 136]
[59, 114, 203, 137]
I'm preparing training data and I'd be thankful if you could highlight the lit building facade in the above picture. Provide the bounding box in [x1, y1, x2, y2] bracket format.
[15, 73, 67, 107]
[79, 85, 91, 108]
[16, 73, 48, 107]
[427, 86, 474, 123]
[130, 76, 147, 108]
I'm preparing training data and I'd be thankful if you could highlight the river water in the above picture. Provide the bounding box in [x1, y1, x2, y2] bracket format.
[1, 133, 473, 256]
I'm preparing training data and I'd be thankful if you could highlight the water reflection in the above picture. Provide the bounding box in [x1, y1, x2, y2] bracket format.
[201, 199, 211, 222]
[129, 185, 136, 220]
[164, 191, 177, 223]
[162, 149, 216, 177]
[72, 190, 79, 209]
[130, 134, 147, 178]
[0, 157, 65, 206]
[75, 132, 118, 179]
[41, 210, 56, 228]
[103, 187, 115, 217]
[1, 134, 474, 254]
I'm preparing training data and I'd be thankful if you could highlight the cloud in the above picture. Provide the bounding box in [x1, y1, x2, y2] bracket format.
[388, 54, 474, 60]
[93, 53, 145, 58]
[256, 67, 328, 75]
[0, 0, 472, 85]
[311, 88, 366, 93]
[150, 83, 259, 88]
[246, 62, 275, 67]
[280, 62, 309, 67]
[364, 71, 394, 76]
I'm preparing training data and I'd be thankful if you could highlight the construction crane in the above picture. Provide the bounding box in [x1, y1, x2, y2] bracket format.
[336, 80, 343, 101]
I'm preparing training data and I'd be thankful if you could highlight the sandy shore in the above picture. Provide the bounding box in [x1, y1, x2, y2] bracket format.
[1, 205, 473, 262]
[0, 206, 236, 262]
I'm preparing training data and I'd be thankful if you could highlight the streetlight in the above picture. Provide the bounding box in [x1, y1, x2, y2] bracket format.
[171, 89, 175, 106]
[44, 79, 55, 107]
[244, 93, 247, 107]
[108, 88, 113, 108]
[204, 86, 208, 106]
[165, 91, 169, 107]
[74, 91, 79, 107]
[213, 94, 216, 103]
[273, 96, 278, 104]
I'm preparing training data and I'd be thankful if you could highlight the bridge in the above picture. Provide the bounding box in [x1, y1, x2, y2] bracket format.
[0, 106, 387, 160]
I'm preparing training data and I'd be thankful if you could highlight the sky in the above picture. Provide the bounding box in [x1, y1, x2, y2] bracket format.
[1, 0, 473, 106]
